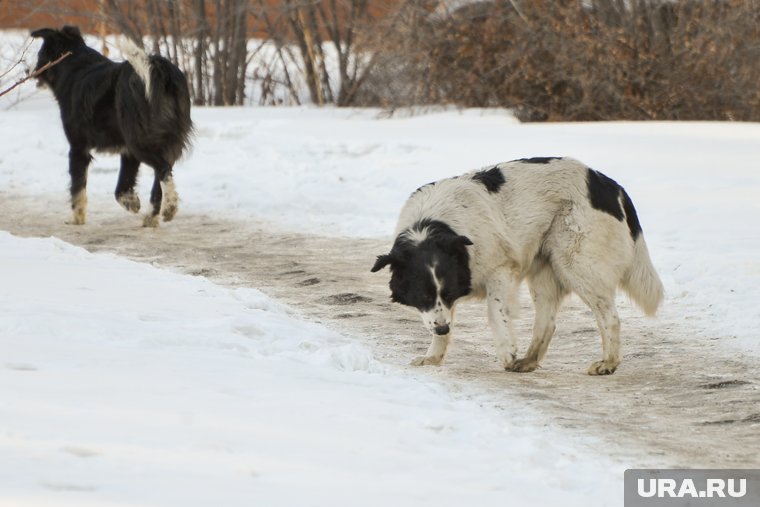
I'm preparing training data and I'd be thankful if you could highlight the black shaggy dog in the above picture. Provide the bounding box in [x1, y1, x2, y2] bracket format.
[31, 26, 193, 226]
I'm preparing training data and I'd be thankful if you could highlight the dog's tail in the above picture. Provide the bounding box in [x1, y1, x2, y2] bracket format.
[621, 234, 664, 316]
[119, 38, 193, 161]
[119, 38, 152, 100]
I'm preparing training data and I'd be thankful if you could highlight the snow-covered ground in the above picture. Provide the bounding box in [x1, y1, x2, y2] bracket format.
[2, 90, 759, 354]
[1, 52, 759, 505]
[0, 231, 622, 506]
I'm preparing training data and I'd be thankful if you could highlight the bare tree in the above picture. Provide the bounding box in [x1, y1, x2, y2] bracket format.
[193, 0, 209, 105]
[252, 0, 302, 105]
[101, 0, 249, 106]
[23, 0, 413, 108]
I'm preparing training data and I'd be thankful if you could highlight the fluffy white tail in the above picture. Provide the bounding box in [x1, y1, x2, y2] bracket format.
[622, 237, 664, 316]
[119, 38, 151, 100]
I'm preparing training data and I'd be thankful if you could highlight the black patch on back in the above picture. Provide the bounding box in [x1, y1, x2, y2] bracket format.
[515, 157, 562, 164]
[587, 168, 624, 221]
[472, 166, 505, 193]
[586, 168, 643, 240]
[621, 189, 642, 240]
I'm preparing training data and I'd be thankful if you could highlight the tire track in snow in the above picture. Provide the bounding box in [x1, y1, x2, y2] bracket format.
[2, 192, 758, 468]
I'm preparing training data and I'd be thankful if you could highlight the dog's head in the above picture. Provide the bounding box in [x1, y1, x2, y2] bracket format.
[30, 26, 85, 87]
[371, 220, 472, 336]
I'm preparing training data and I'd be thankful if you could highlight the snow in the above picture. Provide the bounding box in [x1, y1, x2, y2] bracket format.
[1, 91, 759, 355]
[0, 231, 622, 506]
[1, 32, 759, 505]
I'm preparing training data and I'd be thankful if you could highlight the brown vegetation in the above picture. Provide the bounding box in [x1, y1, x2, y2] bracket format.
[365, 0, 760, 121]
[4, 0, 760, 120]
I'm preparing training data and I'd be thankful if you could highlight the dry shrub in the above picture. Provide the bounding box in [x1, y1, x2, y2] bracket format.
[362, 0, 760, 121]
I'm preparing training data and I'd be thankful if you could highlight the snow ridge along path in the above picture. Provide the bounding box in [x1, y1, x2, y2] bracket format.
[2, 192, 758, 469]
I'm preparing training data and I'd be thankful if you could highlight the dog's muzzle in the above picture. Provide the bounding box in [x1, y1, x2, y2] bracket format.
[433, 324, 450, 336]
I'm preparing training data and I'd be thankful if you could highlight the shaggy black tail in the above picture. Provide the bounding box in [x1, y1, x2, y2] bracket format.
[120, 39, 193, 164]
[146, 55, 193, 162]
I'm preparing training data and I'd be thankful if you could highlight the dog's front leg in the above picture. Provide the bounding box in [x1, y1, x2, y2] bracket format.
[67, 147, 92, 225]
[486, 271, 519, 370]
[412, 301, 456, 366]
[411, 332, 451, 366]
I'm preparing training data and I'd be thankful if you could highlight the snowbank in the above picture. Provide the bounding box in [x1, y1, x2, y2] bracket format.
[0, 231, 622, 506]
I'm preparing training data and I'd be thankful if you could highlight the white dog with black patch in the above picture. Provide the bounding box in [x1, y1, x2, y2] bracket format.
[371, 157, 663, 375]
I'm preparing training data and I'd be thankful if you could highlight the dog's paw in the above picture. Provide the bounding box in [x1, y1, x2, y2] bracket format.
[160, 179, 179, 222]
[66, 213, 86, 225]
[161, 203, 178, 222]
[587, 360, 618, 376]
[411, 355, 444, 366]
[142, 214, 160, 228]
[507, 357, 539, 373]
[69, 191, 87, 225]
[498, 353, 517, 370]
[117, 192, 141, 213]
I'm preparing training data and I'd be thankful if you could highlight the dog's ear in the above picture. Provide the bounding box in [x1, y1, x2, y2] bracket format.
[371, 254, 393, 272]
[61, 26, 84, 43]
[456, 235, 473, 247]
[31, 28, 57, 40]
[444, 235, 472, 262]
[61, 26, 82, 38]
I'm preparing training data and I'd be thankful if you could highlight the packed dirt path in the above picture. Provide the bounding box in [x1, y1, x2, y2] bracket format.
[2, 192, 759, 469]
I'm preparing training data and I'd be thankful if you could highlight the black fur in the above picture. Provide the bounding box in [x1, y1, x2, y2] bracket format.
[515, 157, 562, 164]
[586, 168, 624, 221]
[371, 219, 472, 311]
[586, 168, 642, 239]
[621, 188, 643, 240]
[31, 26, 193, 223]
[411, 181, 435, 197]
[472, 166, 505, 193]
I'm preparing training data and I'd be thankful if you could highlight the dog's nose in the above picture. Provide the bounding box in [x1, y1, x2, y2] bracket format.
[434, 324, 450, 336]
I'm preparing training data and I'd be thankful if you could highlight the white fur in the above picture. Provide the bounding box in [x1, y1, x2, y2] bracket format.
[119, 38, 151, 101]
[420, 266, 453, 333]
[68, 189, 87, 225]
[486, 271, 519, 369]
[401, 226, 430, 245]
[411, 334, 450, 366]
[140, 177, 179, 227]
[394, 157, 664, 374]
[116, 191, 141, 213]
[160, 176, 179, 222]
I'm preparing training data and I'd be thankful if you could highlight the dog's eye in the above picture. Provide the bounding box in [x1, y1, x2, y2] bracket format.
[419, 293, 436, 309]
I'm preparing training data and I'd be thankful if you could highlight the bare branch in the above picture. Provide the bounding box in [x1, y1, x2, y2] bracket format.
[0, 51, 72, 99]
[0, 40, 34, 82]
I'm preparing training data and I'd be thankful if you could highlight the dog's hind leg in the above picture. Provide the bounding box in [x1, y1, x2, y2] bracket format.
[142, 164, 178, 227]
[543, 203, 628, 374]
[67, 147, 92, 225]
[580, 293, 621, 375]
[160, 169, 179, 222]
[143, 171, 162, 227]
[510, 264, 566, 373]
[486, 271, 520, 370]
[557, 256, 621, 374]
[115, 153, 141, 213]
